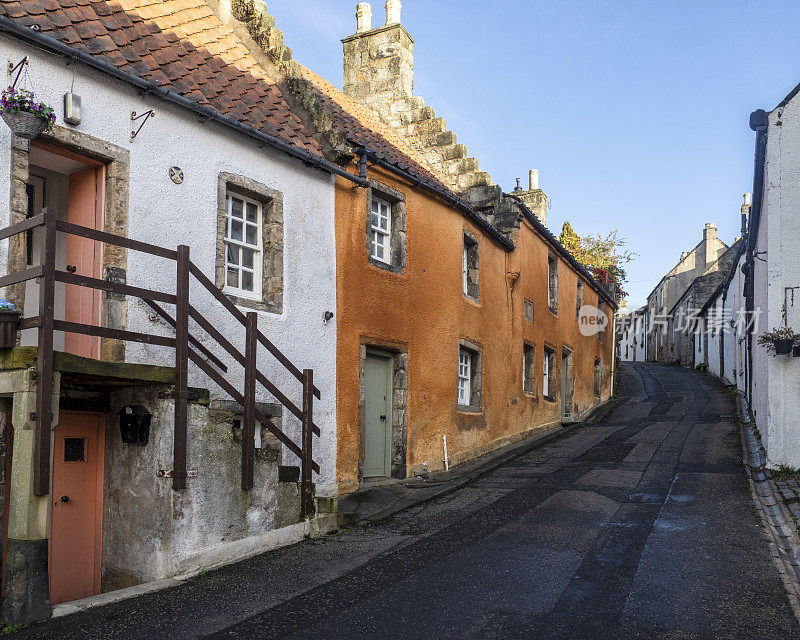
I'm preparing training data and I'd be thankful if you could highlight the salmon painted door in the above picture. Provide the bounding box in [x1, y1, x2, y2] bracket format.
[49, 412, 104, 605]
[65, 167, 104, 359]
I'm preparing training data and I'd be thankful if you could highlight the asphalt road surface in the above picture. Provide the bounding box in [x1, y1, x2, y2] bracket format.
[19, 362, 800, 639]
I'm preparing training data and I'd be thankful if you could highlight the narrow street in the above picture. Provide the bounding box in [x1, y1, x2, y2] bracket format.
[19, 363, 800, 639]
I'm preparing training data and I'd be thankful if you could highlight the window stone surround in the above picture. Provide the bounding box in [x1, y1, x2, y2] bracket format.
[216, 172, 284, 314]
[365, 179, 406, 274]
[548, 252, 558, 315]
[457, 338, 483, 413]
[462, 228, 479, 303]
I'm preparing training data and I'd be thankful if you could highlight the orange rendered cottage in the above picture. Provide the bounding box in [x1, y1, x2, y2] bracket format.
[299, 2, 617, 493]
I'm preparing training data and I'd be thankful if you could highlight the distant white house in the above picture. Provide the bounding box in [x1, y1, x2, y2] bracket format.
[615, 304, 646, 362]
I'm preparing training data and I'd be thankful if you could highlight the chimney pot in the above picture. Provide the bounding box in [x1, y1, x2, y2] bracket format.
[356, 2, 372, 33]
[743, 192, 752, 205]
[529, 169, 539, 191]
[385, 0, 401, 25]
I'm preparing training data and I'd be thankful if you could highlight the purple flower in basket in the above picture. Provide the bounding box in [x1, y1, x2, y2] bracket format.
[0, 300, 18, 313]
[0, 86, 55, 130]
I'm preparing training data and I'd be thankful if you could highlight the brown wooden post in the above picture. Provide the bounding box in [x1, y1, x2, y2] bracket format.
[300, 368, 314, 518]
[173, 245, 190, 490]
[33, 208, 56, 496]
[242, 311, 257, 490]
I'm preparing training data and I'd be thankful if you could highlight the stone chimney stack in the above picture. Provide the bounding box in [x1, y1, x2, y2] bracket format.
[343, 2, 414, 122]
[704, 222, 717, 267]
[511, 169, 547, 226]
[385, 0, 401, 25]
[741, 192, 752, 238]
[356, 3, 372, 33]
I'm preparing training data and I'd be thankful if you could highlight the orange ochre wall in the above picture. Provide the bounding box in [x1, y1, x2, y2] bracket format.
[335, 167, 614, 494]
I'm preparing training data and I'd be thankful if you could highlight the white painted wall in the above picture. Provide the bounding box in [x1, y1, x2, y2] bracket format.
[751, 93, 800, 469]
[723, 253, 747, 389]
[616, 307, 646, 362]
[0, 38, 339, 494]
[695, 315, 705, 368]
[705, 297, 721, 377]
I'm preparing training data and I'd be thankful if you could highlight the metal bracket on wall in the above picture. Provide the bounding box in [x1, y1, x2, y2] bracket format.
[157, 469, 197, 478]
[130, 109, 155, 141]
[7, 56, 28, 91]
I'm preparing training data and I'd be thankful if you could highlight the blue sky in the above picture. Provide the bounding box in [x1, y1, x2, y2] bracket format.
[267, 1, 800, 308]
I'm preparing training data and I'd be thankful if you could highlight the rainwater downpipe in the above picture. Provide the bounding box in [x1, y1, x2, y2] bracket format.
[442, 435, 449, 472]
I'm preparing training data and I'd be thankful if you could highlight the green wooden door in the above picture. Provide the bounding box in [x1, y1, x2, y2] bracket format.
[561, 349, 572, 418]
[364, 351, 392, 478]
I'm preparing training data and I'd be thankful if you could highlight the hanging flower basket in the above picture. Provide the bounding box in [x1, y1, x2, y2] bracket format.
[0, 87, 55, 140]
[758, 326, 800, 356]
[0, 300, 21, 350]
[775, 338, 794, 355]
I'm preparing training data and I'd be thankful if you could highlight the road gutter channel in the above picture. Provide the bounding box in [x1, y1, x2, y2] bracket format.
[737, 392, 800, 620]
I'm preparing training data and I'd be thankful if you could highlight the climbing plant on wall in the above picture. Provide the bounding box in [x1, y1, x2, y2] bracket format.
[559, 222, 634, 300]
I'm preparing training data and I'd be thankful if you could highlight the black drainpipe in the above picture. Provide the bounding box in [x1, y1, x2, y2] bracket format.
[746, 108, 769, 403]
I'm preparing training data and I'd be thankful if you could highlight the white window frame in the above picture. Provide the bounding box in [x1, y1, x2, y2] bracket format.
[543, 348, 554, 397]
[224, 191, 263, 300]
[457, 348, 472, 405]
[371, 196, 391, 264]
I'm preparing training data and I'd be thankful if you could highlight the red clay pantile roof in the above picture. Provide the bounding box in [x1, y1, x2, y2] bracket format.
[0, 0, 323, 157]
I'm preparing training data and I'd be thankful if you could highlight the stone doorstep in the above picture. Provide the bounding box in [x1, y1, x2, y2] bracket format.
[51, 512, 338, 620]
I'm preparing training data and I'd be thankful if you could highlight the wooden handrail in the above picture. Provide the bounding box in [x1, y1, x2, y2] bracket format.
[0, 265, 43, 289]
[54, 270, 177, 305]
[0, 210, 319, 499]
[0, 213, 44, 242]
[52, 320, 176, 348]
[189, 349, 319, 473]
[188, 262, 322, 399]
[188, 305, 320, 436]
[56, 219, 178, 260]
[142, 299, 228, 373]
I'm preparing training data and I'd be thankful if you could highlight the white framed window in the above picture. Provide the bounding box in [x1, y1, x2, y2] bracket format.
[224, 191, 262, 299]
[543, 351, 549, 396]
[543, 347, 555, 398]
[457, 348, 472, 405]
[371, 197, 391, 263]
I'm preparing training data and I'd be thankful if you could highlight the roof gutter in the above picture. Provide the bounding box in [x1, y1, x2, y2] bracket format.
[355, 148, 515, 250]
[507, 193, 618, 309]
[0, 17, 367, 187]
